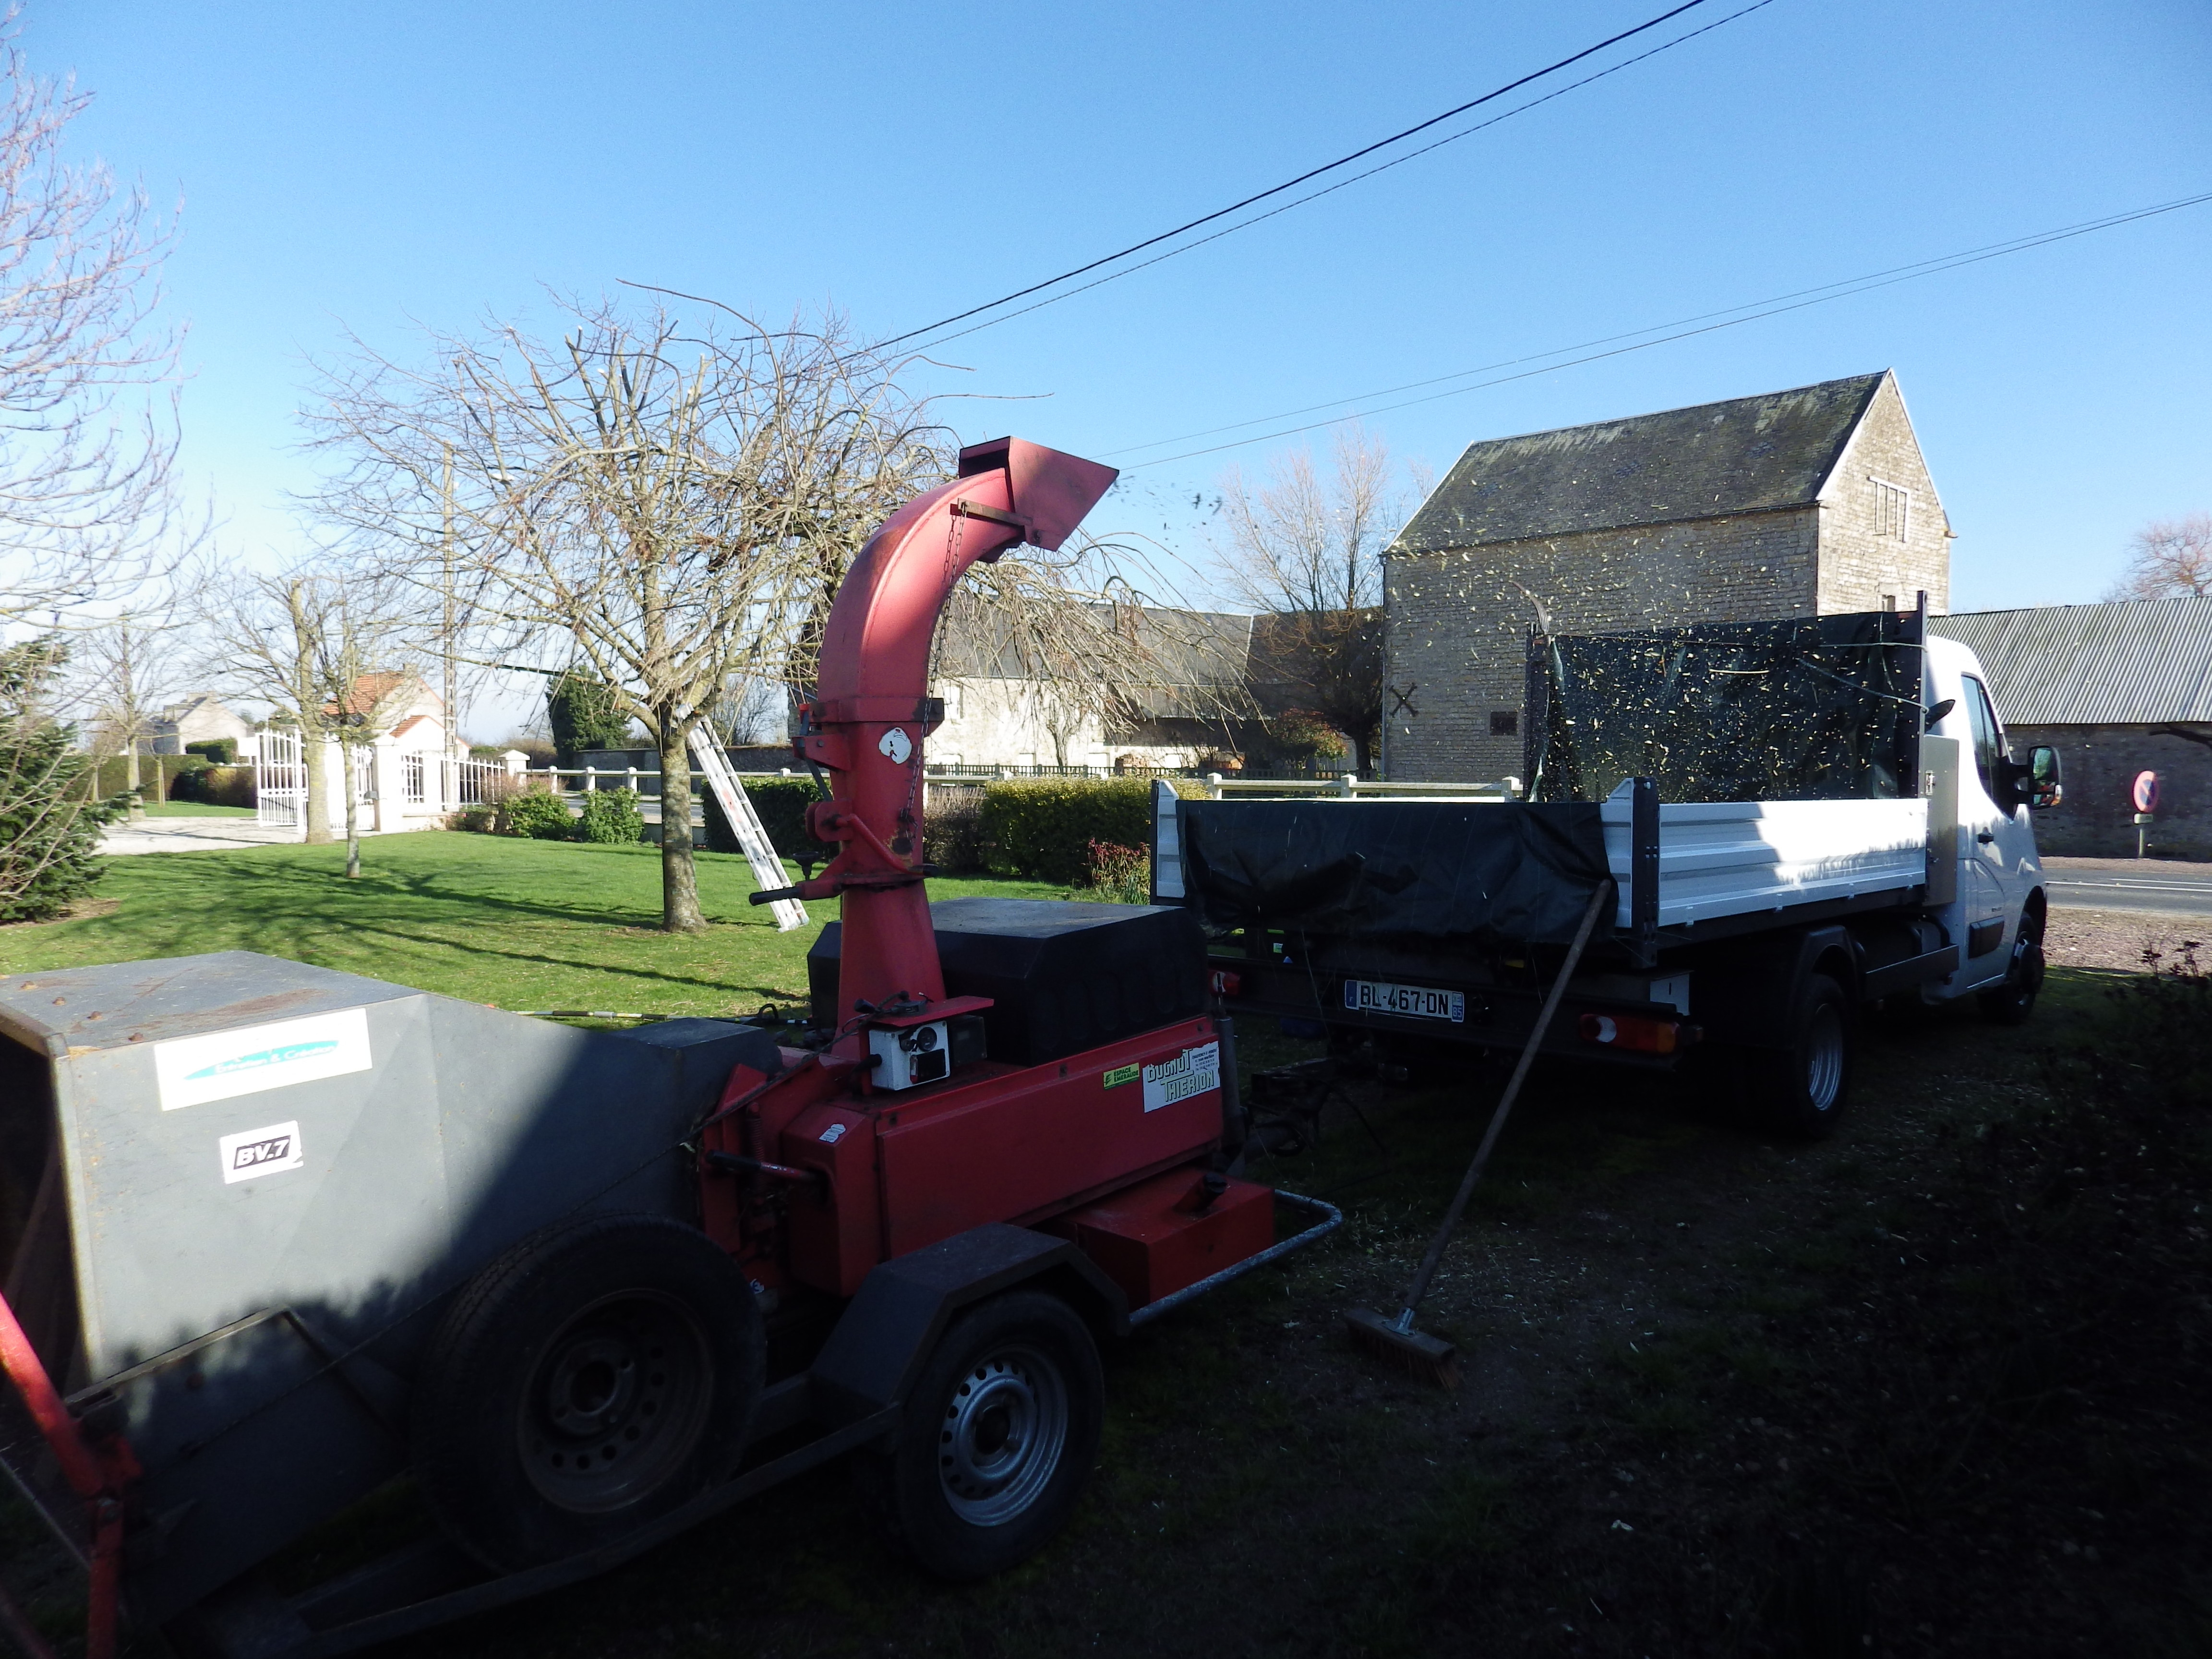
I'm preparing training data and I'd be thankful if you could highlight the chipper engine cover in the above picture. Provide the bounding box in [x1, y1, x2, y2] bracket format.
[0, 951, 772, 1622]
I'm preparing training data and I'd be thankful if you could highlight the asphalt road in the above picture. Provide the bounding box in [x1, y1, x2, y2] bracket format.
[2042, 859, 2212, 919]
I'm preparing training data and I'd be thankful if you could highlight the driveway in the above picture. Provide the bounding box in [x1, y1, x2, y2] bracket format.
[2042, 855, 2212, 919]
[100, 818, 304, 855]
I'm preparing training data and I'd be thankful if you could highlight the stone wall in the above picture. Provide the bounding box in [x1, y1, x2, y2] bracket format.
[2005, 721, 2212, 860]
[1382, 506, 1821, 781]
[1814, 375, 1953, 615]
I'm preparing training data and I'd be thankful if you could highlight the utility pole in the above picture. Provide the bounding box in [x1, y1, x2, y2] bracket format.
[441, 442, 458, 742]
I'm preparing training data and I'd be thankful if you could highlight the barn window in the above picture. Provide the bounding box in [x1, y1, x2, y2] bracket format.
[1489, 709, 1519, 737]
[1870, 478, 1911, 541]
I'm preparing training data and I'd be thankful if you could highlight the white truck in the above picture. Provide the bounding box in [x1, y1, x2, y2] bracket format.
[1155, 606, 2060, 1136]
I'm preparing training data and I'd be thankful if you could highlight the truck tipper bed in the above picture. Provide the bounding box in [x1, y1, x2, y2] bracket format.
[1157, 603, 2061, 1136]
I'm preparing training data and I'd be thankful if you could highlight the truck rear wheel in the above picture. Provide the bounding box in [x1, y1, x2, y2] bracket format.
[1747, 971, 1853, 1140]
[412, 1214, 763, 1570]
[852, 1289, 1103, 1580]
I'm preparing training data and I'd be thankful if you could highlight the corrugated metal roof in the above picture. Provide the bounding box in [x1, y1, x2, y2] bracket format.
[1390, 372, 1887, 554]
[1928, 596, 2212, 725]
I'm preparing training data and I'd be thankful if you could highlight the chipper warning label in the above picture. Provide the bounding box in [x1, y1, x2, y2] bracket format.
[1141, 1042, 1220, 1113]
[219, 1121, 304, 1183]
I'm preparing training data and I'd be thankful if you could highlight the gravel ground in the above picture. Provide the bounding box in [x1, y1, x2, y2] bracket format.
[2044, 904, 2206, 974]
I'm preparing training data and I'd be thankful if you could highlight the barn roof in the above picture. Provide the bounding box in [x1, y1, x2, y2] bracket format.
[1390, 372, 1888, 554]
[1929, 595, 2212, 725]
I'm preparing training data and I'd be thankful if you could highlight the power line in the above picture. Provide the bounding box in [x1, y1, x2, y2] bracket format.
[911, 0, 1779, 356]
[874, 0, 1729, 351]
[1109, 189, 2212, 472]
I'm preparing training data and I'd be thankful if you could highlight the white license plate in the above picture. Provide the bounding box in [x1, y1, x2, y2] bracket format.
[1342, 978, 1465, 1023]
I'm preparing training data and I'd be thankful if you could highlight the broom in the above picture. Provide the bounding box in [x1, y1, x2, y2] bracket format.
[1346, 879, 1616, 1387]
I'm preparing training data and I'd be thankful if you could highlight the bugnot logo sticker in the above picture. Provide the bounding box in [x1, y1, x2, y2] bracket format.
[818, 1122, 849, 1143]
[1141, 1042, 1220, 1113]
[877, 727, 913, 764]
[219, 1121, 304, 1184]
[155, 1008, 372, 1111]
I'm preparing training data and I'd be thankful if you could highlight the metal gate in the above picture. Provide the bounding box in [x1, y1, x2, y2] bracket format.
[253, 728, 305, 831]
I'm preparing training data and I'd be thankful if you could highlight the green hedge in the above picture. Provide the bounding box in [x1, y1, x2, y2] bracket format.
[720, 776, 833, 861]
[171, 763, 254, 807]
[575, 786, 644, 844]
[89, 753, 209, 801]
[979, 779, 1202, 884]
[500, 789, 575, 840]
[185, 738, 238, 765]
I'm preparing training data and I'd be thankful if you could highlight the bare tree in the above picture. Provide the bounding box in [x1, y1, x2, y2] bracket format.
[194, 562, 349, 843]
[302, 296, 946, 931]
[0, 21, 194, 628]
[932, 534, 1241, 769]
[72, 609, 186, 809]
[2108, 512, 2212, 601]
[305, 574, 417, 878]
[1214, 426, 1409, 772]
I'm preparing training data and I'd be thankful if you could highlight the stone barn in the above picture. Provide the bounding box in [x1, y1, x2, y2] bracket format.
[1930, 595, 2212, 860]
[1382, 370, 1952, 781]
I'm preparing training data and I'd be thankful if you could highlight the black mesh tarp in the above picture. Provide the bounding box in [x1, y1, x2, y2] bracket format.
[1180, 799, 1609, 946]
[1527, 609, 1924, 804]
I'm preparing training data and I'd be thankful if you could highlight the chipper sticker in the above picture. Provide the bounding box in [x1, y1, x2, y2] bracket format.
[154, 1006, 371, 1109]
[218, 1121, 304, 1183]
[1142, 1042, 1220, 1112]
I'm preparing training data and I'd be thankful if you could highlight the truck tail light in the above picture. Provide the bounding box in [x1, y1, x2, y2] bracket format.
[1579, 1011, 1693, 1056]
[1210, 969, 1242, 998]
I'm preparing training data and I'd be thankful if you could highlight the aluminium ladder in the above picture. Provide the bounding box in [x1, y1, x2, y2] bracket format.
[687, 730, 808, 932]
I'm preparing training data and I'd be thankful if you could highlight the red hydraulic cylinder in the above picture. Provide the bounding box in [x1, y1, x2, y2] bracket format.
[792, 438, 1116, 1050]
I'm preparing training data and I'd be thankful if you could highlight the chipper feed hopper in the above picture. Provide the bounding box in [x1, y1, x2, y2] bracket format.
[0, 439, 1338, 1659]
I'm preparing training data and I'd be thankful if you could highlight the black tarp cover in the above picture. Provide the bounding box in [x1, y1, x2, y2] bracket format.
[1529, 610, 1923, 805]
[1180, 799, 1610, 946]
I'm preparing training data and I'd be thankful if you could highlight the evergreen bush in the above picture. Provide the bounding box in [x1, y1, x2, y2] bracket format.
[185, 738, 238, 765]
[574, 786, 644, 844]
[547, 672, 634, 763]
[498, 788, 575, 840]
[0, 638, 126, 922]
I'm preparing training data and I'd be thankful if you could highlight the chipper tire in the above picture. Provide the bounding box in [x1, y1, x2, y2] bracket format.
[412, 1213, 764, 1570]
[853, 1289, 1104, 1580]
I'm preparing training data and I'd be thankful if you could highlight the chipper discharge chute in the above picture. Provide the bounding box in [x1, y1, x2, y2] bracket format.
[0, 438, 1338, 1659]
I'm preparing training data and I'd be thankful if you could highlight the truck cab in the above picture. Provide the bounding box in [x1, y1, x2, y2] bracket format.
[1923, 633, 2055, 1014]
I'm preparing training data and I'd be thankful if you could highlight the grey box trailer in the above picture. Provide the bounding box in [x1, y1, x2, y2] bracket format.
[0, 951, 771, 1625]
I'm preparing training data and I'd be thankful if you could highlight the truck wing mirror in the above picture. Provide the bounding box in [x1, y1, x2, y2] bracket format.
[2028, 745, 2063, 809]
[1924, 697, 1955, 725]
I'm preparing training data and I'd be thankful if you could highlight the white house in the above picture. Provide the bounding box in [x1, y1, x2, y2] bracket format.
[258, 672, 514, 836]
[149, 693, 257, 757]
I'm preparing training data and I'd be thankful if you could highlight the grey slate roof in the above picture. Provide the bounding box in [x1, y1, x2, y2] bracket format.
[1929, 596, 2212, 725]
[1391, 372, 1888, 554]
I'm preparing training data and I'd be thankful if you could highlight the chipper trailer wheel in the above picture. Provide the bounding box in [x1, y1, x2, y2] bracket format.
[411, 1213, 765, 1570]
[854, 1289, 1104, 1581]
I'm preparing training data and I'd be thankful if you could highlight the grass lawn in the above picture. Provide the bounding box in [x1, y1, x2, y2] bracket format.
[0, 831, 1062, 1015]
[136, 801, 258, 817]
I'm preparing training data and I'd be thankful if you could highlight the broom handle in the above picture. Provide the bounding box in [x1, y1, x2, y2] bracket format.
[1393, 878, 1615, 1329]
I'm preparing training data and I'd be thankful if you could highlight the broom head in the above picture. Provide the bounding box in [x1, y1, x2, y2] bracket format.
[1344, 1306, 1462, 1389]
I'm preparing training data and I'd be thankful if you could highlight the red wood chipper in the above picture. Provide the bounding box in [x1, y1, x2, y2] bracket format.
[0, 439, 1337, 1659]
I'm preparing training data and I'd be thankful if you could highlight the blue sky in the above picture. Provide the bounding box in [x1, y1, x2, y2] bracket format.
[34, 0, 2212, 735]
